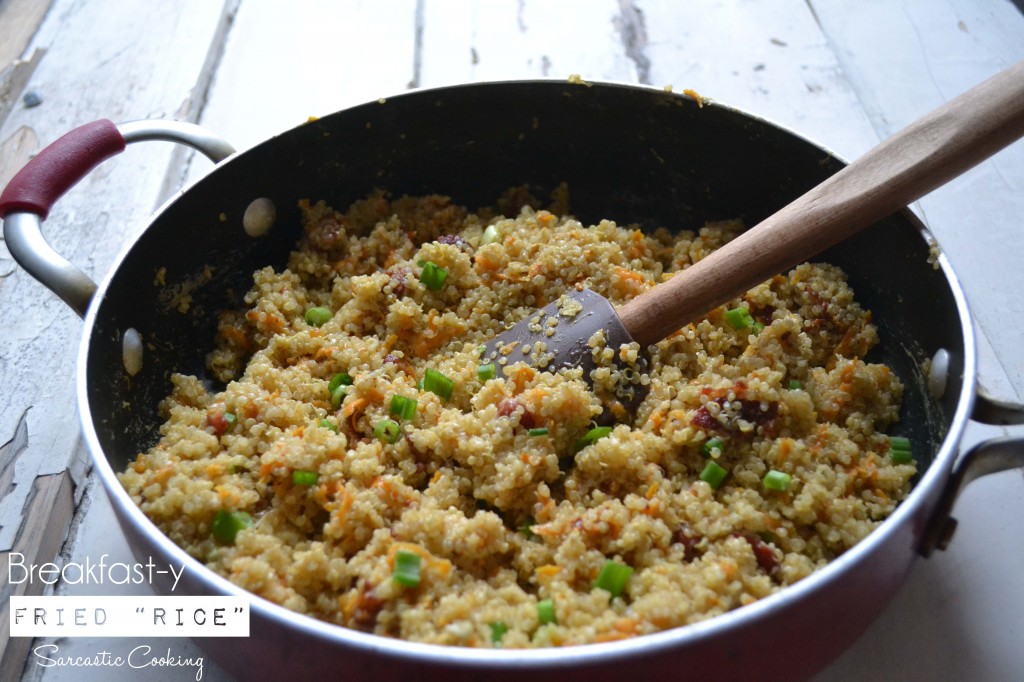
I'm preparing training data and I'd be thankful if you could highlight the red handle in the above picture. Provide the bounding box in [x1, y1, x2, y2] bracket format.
[0, 119, 126, 219]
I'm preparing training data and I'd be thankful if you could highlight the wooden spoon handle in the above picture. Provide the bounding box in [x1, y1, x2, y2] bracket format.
[616, 60, 1024, 348]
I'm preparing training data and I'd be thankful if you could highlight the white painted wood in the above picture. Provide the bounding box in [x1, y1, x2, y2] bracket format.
[809, 0, 1024, 401]
[0, 0, 234, 546]
[417, 0, 636, 86]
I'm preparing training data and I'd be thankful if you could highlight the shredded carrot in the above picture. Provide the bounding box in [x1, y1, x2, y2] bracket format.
[510, 365, 536, 393]
[777, 437, 794, 465]
[342, 397, 368, 431]
[535, 564, 561, 580]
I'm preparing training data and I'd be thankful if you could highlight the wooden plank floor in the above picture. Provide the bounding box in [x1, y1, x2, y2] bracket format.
[1, 0, 1022, 680]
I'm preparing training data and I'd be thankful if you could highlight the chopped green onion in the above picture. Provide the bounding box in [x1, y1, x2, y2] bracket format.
[520, 518, 537, 540]
[889, 436, 913, 463]
[304, 306, 333, 327]
[419, 261, 448, 291]
[489, 621, 509, 644]
[528, 427, 549, 437]
[537, 599, 557, 625]
[222, 412, 237, 429]
[477, 363, 497, 382]
[478, 344, 487, 357]
[211, 509, 253, 544]
[751, 321, 765, 334]
[423, 368, 455, 401]
[319, 418, 337, 432]
[701, 436, 724, 458]
[374, 418, 402, 444]
[788, 380, 803, 390]
[292, 470, 319, 486]
[328, 372, 354, 393]
[763, 469, 792, 492]
[575, 425, 613, 452]
[331, 384, 348, 408]
[699, 461, 728, 489]
[724, 306, 755, 330]
[392, 550, 421, 588]
[389, 394, 418, 420]
[481, 224, 501, 245]
[594, 560, 633, 598]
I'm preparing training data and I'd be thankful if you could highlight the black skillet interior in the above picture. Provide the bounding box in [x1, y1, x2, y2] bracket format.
[85, 80, 965, 474]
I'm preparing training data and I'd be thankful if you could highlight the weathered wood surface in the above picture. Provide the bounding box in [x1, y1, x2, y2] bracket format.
[1, 0, 1022, 680]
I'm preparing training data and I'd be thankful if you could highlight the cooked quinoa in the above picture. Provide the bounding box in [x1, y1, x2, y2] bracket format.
[119, 188, 914, 647]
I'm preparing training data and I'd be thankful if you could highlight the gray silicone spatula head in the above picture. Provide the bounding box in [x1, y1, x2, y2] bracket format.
[482, 288, 647, 419]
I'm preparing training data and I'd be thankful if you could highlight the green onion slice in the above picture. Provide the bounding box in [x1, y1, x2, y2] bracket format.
[763, 469, 792, 492]
[223, 412, 237, 428]
[292, 470, 319, 486]
[331, 385, 348, 408]
[889, 436, 913, 463]
[701, 436, 724, 458]
[481, 224, 501, 245]
[724, 307, 755, 330]
[788, 380, 803, 390]
[211, 509, 253, 544]
[374, 419, 402, 444]
[420, 261, 449, 291]
[537, 599, 557, 625]
[489, 621, 509, 644]
[477, 363, 497, 382]
[319, 418, 338, 432]
[528, 427, 549, 437]
[574, 426, 613, 452]
[423, 368, 455, 401]
[328, 372, 354, 393]
[392, 550, 421, 588]
[304, 306, 333, 327]
[699, 461, 728, 489]
[594, 560, 634, 598]
[389, 394, 418, 421]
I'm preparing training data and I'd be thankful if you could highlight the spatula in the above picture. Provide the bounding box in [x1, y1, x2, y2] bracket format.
[483, 60, 1024, 406]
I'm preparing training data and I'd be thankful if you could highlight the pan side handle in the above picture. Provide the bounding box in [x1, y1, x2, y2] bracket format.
[919, 392, 1024, 556]
[0, 119, 234, 318]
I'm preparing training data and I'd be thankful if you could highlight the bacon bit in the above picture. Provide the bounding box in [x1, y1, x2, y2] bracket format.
[437, 233, 470, 250]
[497, 398, 537, 429]
[676, 523, 702, 561]
[385, 266, 411, 297]
[691, 397, 780, 436]
[310, 215, 345, 251]
[350, 581, 383, 630]
[383, 352, 415, 377]
[206, 409, 231, 436]
[734, 533, 782, 576]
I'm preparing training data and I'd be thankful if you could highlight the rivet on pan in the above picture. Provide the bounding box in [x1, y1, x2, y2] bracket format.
[935, 516, 958, 552]
[243, 197, 276, 238]
[928, 348, 950, 400]
[122, 328, 143, 376]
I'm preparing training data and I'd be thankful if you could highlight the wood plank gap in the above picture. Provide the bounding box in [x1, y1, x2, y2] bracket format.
[0, 471, 75, 682]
